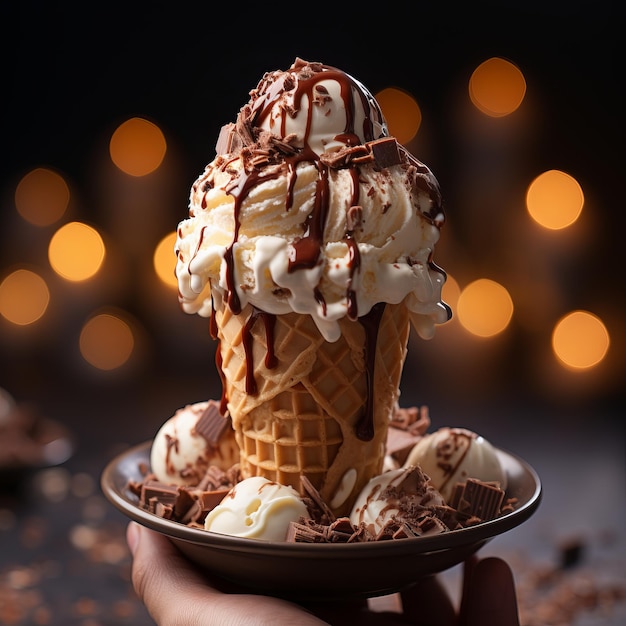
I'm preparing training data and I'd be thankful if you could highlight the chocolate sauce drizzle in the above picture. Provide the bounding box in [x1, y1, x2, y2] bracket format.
[242, 307, 277, 395]
[356, 302, 386, 441]
[436, 431, 475, 495]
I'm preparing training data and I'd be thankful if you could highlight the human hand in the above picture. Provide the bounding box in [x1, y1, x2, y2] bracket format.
[127, 521, 519, 625]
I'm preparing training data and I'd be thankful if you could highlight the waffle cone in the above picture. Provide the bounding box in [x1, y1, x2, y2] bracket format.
[214, 302, 410, 517]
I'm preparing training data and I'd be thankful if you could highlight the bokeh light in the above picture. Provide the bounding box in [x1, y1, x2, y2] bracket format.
[48, 222, 106, 281]
[109, 117, 167, 176]
[552, 310, 610, 370]
[457, 279, 514, 337]
[79, 312, 135, 370]
[153, 231, 178, 288]
[469, 57, 526, 117]
[0, 269, 50, 325]
[15, 167, 70, 226]
[375, 87, 422, 144]
[526, 170, 584, 230]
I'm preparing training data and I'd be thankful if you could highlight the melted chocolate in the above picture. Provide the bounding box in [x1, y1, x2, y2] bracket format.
[241, 307, 278, 395]
[355, 302, 386, 441]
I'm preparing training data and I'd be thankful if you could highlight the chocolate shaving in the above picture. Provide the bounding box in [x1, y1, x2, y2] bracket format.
[300, 476, 336, 525]
[416, 515, 448, 536]
[390, 405, 430, 434]
[286, 519, 326, 543]
[375, 521, 399, 541]
[346, 205, 363, 231]
[392, 523, 419, 539]
[319, 144, 373, 168]
[386, 405, 431, 465]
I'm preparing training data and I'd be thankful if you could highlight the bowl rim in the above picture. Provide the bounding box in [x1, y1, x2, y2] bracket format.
[101, 440, 542, 558]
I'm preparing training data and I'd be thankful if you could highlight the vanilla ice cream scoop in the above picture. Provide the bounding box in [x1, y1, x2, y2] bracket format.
[150, 400, 239, 486]
[176, 58, 450, 343]
[350, 465, 446, 536]
[204, 476, 308, 540]
[404, 427, 507, 502]
[249, 57, 387, 156]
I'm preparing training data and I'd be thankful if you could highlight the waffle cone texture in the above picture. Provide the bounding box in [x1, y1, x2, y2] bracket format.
[214, 302, 410, 517]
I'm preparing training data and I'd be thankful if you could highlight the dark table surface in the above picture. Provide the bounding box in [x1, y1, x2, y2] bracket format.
[1, 377, 625, 626]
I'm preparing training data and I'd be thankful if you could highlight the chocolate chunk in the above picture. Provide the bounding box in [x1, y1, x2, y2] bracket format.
[215, 123, 241, 155]
[181, 489, 229, 525]
[448, 482, 466, 510]
[327, 517, 356, 542]
[367, 137, 402, 168]
[126, 479, 143, 499]
[173, 487, 196, 519]
[193, 400, 230, 447]
[141, 480, 178, 512]
[453, 478, 505, 522]
[154, 501, 174, 520]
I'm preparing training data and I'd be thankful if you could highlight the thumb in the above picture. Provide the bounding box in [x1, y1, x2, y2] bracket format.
[126, 522, 219, 624]
[126, 522, 329, 626]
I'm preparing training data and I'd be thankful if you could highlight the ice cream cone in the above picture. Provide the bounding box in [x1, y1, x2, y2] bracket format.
[214, 300, 410, 517]
[176, 60, 450, 521]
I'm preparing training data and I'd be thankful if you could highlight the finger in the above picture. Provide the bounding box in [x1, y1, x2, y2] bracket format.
[127, 522, 222, 624]
[126, 522, 329, 626]
[459, 557, 520, 626]
[458, 555, 478, 618]
[399, 575, 457, 625]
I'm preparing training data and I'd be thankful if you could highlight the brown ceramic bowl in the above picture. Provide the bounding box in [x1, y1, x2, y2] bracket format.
[101, 441, 541, 601]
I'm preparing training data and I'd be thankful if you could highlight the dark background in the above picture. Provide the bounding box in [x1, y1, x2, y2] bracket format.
[0, 3, 625, 624]
[1, 0, 624, 472]
[2, 1, 624, 415]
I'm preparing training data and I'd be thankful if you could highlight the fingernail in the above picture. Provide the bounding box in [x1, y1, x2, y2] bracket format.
[126, 522, 140, 555]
